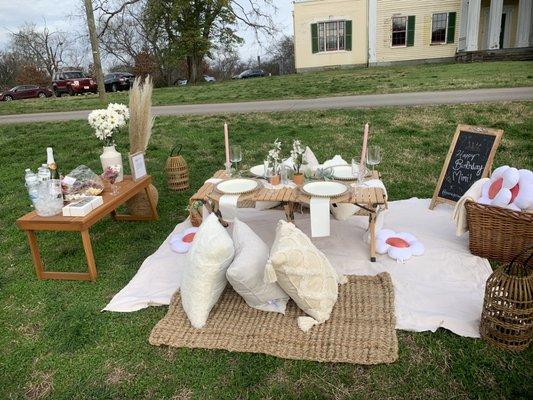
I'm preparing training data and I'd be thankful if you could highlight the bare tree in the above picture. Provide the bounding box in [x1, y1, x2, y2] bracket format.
[84, 0, 107, 102]
[9, 23, 68, 77]
[209, 48, 245, 80]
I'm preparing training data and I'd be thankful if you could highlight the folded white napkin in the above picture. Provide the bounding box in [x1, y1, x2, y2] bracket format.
[206, 178, 223, 184]
[310, 197, 330, 237]
[219, 194, 240, 222]
[452, 178, 489, 236]
[305, 147, 320, 171]
[323, 155, 348, 168]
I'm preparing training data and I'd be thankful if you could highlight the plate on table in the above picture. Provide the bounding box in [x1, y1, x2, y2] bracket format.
[331, 165, 369, 181]
[249, 164, 266, 178]
[331, 165, 357, 180]
[216, 178, 259, 195]
[301, 181, 349, 198]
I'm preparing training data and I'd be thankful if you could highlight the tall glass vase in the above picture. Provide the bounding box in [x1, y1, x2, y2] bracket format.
[100, 145, 124, 182]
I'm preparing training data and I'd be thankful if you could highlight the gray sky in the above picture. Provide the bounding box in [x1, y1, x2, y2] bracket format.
[0, 0, 293, 60]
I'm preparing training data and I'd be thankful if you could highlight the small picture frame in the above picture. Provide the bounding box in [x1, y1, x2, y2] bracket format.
[129, 152, 148, 181]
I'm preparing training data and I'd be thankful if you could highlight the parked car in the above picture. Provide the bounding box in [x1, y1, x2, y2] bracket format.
[203, 75, 216, 82]
[52, 71, 97, 97]
[104, 72, 135, 92]
[0, 85, 53, 101]
[234, 69, 266, 79]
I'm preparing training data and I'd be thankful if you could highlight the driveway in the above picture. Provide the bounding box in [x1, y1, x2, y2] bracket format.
[1, 87, 532, 124]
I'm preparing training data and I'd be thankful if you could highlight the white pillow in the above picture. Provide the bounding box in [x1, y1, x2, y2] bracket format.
[226, 219, 289, 313]
[264, 220, 347, 331]
[181, 213, 235, 328]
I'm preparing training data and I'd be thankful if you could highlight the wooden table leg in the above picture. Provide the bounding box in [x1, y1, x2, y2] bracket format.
[25, 230, 44, 280]
[145, 185, 159, 221]
[369, 213, 377, 262]
[112, 185, 159, 221]
[80, 230, 98, 282]
[284, 202, 295, 223]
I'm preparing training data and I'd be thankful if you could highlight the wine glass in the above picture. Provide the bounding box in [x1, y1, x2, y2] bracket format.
[352, 157, 367, 187]
[230, 145, 242, 177]
[366, 145, 382, 173]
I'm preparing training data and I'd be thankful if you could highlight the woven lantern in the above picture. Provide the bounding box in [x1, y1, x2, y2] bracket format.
[165, 144, 189, 191]
[480, 247, 533, 351]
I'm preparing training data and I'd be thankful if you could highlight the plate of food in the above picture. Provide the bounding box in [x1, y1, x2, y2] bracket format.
[249, 164, 266, 178]
[216, 178, 259, 195]
[301, 181, 349, 198]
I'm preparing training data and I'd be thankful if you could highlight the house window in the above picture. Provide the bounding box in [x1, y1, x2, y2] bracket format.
[392, 16, 407, 47]
[319, 21, 346, 52]
[431, 13, 448, 44]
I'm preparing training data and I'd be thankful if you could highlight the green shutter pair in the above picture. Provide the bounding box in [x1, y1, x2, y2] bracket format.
[404, 11, 456, 47]
[311, 21, 352, 53]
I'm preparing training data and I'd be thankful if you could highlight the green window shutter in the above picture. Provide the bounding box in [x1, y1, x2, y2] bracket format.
[447, 12, 456, 43]
[311, 23, 318, 53]
[345, 20, 352, 51]
[407, 15, 416, 46]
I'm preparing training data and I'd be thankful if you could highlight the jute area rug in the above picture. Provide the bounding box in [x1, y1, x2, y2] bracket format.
[149, 272, 398, 364]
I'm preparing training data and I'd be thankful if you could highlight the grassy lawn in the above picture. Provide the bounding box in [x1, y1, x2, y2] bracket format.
[1, 102, 532, 399]
[0, 61, 532, 116]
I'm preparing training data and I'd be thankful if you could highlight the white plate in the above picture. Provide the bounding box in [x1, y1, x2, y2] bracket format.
[331, 165, 358, 180]
[249, 164, 266, 177]
[301, 181, 349, 198]
[216, 178, 259, 195]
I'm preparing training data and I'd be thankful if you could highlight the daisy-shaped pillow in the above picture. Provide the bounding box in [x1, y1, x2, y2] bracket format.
[478, 166, 533, 211]
[376, 229, 424, 262]
[169, 227, 199, 253]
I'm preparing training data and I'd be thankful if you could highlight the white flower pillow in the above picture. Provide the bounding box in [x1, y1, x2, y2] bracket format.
[181, 213, 235, 328]
[264, 220, 347, 331]
[226, 219, 289, 313]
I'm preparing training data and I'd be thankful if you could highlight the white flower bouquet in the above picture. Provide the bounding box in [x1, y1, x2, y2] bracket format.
[290, 139, 306, 175]
[88, 103, 130, 146]
[266, 139, 282, 173]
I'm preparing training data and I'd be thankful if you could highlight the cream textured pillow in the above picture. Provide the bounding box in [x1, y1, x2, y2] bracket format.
[181, 213, 235, 328]
[265, 220, 347, 331]
[226, 219, 289, 313]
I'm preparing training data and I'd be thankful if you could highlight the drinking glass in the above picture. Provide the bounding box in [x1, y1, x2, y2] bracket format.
[230, 145, 242, 177]
[351, 158, 367, 187]
[366, 145, 382, 172]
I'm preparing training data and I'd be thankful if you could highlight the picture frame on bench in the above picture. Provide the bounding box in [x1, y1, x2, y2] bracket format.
[129, 152, 148, 181]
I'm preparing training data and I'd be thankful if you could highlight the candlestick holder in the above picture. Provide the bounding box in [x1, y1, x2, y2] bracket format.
[225, 161, 232, 177]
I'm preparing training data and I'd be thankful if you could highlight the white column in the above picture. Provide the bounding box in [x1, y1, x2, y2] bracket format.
[516, 0, 533, 48]
[368, 0, 377, 64]
[487, 0, 504, 49]
[466, 0, 482, 51]
[458, 0, 470, 51]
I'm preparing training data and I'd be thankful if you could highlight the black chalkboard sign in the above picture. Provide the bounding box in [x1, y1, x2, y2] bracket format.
[430, 125, 503, 209]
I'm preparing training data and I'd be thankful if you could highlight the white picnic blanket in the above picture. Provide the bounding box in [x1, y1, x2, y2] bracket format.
[103, 198, 491, 338]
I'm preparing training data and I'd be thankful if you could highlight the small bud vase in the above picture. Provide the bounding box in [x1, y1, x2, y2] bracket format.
[100, 145, 124, 182]
[269, 174, 281, 185]
[292, 173, 304, 185]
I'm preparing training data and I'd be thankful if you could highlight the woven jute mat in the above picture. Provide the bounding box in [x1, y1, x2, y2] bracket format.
[149, 272, 398, 364]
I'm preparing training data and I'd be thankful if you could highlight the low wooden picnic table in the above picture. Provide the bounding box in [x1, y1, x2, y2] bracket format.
[16, 175, 158, 282]
[190, 170, 387, 261]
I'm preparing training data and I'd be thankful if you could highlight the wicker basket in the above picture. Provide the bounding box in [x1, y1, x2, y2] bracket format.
[165, 144, 189, 191]
[465, 200, 533, 263]
[480, 247, 533, 351]
[125, 184, 159, 216]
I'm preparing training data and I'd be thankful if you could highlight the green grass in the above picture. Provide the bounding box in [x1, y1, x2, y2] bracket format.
[1, 102, 532, 399]
[1, 61, 532, 116]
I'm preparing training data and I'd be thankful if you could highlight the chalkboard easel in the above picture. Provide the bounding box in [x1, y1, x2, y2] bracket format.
[429, 124, 503, 210]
